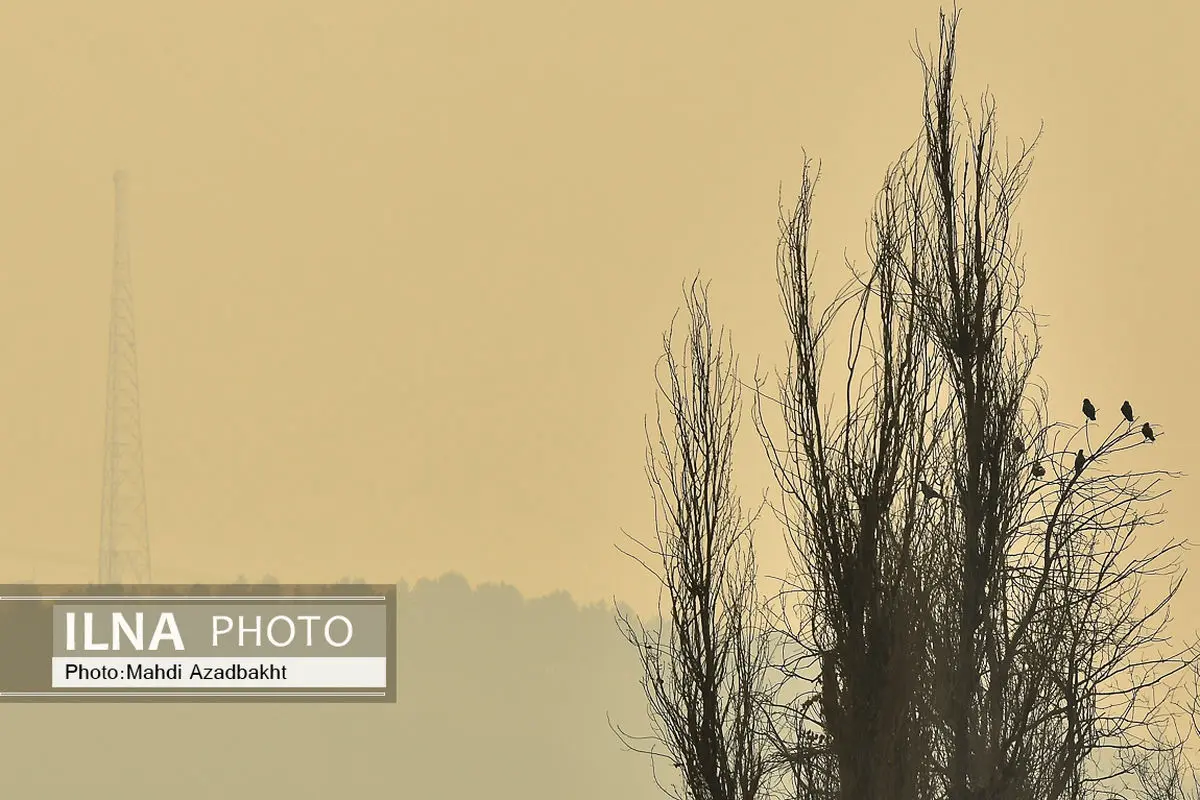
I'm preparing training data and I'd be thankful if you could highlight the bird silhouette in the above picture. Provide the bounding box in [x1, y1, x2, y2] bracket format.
[1082, 398, 1097, 421]
[1142, 422, 1155, 442]
[1074, 449, 1086, 476]
[919, 481, 944, 500]
[1031, 461, 1045, 478]
[1012, 437, 1025, 454]
[1121, 400, 1134, 423]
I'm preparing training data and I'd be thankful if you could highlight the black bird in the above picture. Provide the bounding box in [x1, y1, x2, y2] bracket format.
[1031, 461, 1046, 478]
[1142, 422, 1155, 442]
[919, 481, 944, 500]
[1121, 400, 1134, 423]
[1074, 449, 1086, 476]
[1082, 398, 1097, 421]
[1012, 437, 1026, 454]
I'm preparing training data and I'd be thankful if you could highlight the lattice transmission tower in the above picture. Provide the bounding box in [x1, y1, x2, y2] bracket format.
[98, 169, 152, 585]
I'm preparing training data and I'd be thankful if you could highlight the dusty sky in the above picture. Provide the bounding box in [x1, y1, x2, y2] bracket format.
[0, 0, 1196, 614]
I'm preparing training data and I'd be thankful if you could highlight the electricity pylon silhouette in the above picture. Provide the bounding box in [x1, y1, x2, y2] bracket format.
[98, 170, 152, 585]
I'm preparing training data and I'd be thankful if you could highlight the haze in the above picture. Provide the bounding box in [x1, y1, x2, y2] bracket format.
[0, 0, 1196, 795]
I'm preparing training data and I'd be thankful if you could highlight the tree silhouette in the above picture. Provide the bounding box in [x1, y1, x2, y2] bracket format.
[624, 8, 1198, 800]
[615, 278, 773, 800]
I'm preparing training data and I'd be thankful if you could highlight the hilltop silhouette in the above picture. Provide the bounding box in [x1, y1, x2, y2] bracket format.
[0, 573, 663, 800]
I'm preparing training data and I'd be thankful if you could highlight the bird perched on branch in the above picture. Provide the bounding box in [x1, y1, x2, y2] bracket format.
[1031, 461, 1045, 478]
[919, 481, 944, 500]
[1142, 422, 1155, 442]
[1012, 437, 1025, 454]
[1121, 400, 1134, 423]
[1074, 449, 1086, 476]
[1082, 398, 1097, 421]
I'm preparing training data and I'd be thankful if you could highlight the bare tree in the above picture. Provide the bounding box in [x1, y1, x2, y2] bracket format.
[615, 278, 772, 800]
[751, 8, 1196, 800]
[756, 143, 947, 800]
[905, 14, 1194, 800]
[619, 10, 1196, 800]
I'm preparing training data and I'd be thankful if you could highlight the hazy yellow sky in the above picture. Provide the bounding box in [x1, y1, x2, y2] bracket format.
[1, 0, 1196, 613]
